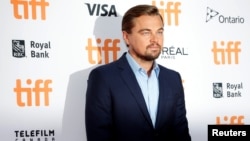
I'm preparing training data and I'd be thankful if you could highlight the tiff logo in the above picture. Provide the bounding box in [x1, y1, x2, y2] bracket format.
[212, 41, 241, 65]
[86, 38, 121, 64]
[152, 0, 181, 26]
[216, 115, 244, 125]
[10, 0, 49, 20]
[13, 79, 52, 107]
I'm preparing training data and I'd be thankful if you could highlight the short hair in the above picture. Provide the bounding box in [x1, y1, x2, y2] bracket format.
[122, 4, 164, 34]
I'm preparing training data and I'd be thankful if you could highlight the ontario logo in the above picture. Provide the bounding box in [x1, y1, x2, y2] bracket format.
[206, 7, 219, 23]
[206, 7, 245, 24]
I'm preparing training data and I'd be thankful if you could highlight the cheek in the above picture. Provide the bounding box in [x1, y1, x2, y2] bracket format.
[129, 37, 145, 46]
[159, 39, 164, 46]
[134, 39, 149, 49]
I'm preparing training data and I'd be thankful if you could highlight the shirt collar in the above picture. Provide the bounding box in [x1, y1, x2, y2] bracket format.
[126, 52, 160, 77]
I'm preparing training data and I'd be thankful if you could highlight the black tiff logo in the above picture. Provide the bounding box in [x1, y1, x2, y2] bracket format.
[12, 40, 25, 58]
[213, 83, 223, 98]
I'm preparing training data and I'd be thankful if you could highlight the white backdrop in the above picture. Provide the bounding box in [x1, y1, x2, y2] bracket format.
[1, 0, 250, 141]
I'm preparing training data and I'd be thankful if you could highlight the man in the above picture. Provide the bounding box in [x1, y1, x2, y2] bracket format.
[85, 4, 191, 141]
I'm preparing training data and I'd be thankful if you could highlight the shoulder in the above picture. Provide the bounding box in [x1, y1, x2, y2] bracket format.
[89, 62, 116, 76]
[158, 64, 180, 76]
[89, 55, 126, 77]
[90, 53, 128, 74]
[158, 64, 183, 83]
[158, 65, 184, 91]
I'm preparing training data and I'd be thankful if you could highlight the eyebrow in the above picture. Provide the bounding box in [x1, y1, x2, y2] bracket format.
[138, 27, 164, 33]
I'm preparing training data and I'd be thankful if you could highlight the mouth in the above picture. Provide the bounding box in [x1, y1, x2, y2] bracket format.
[148, 45, 161, 51]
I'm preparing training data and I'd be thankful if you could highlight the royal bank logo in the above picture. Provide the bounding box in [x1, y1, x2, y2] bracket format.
[12, 40, 26, 58]
[213, 83, 223, 98]
[206, 7, 245, 24]
[12, 39, 51, 59]
[213, 82, 243, 98]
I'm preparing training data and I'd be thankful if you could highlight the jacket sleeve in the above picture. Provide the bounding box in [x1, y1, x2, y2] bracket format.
[173, 72, 192, 141]
[85, 68, 114, 141]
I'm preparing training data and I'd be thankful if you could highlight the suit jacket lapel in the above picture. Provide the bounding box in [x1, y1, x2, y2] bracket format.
[118, 54, 153, 127]
[154, 68, 172, 129]
[155, 74, 166, 129]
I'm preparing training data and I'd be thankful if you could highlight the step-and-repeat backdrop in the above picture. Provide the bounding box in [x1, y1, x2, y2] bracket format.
[1, 0, 249, 141]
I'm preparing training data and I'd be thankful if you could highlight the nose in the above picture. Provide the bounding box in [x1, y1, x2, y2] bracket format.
[150, 33, 159, 43]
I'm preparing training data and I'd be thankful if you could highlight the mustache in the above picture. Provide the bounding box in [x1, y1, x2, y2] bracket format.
[147, 43, 161, 48]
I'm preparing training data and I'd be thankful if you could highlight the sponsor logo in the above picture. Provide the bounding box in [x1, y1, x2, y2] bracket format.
[13, 79, 52, 107]
[12, 40, 52, 59]
[212, 41, 241, 65]
[86, 38, 121, 64]
[160, 46, 188, 60]
[12, 40, 26, 58]
[213, 83, 223, 98]
[152, 0, 181, 26]
[30, 41, 51, 58]
[10, 0, 49, 20]
[216, 115, 245, 125]
[206, 7, 245, 24]
[85, 3, 117, 17]
[213, 82, 243, 98]
[206, 7, 219, 22]
[14, 129, 55, 141]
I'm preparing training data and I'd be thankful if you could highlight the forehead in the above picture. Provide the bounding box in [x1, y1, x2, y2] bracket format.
[133, 15, 163, 30]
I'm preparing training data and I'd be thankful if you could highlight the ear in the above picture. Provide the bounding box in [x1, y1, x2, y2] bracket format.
[122, 31, 129, 46]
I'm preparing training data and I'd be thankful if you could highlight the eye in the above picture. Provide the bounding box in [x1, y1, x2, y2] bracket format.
[156, 30, 163, 35]
[141, 31, 151, 36]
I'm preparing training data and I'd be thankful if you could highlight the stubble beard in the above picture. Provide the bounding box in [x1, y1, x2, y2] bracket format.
[137, 44, 161, 61]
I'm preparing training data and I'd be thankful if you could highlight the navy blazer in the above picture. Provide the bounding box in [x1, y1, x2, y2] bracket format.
[85, 53, 191, 141]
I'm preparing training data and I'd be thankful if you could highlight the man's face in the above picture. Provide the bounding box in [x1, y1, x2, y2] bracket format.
[123, 15, 164, 61]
